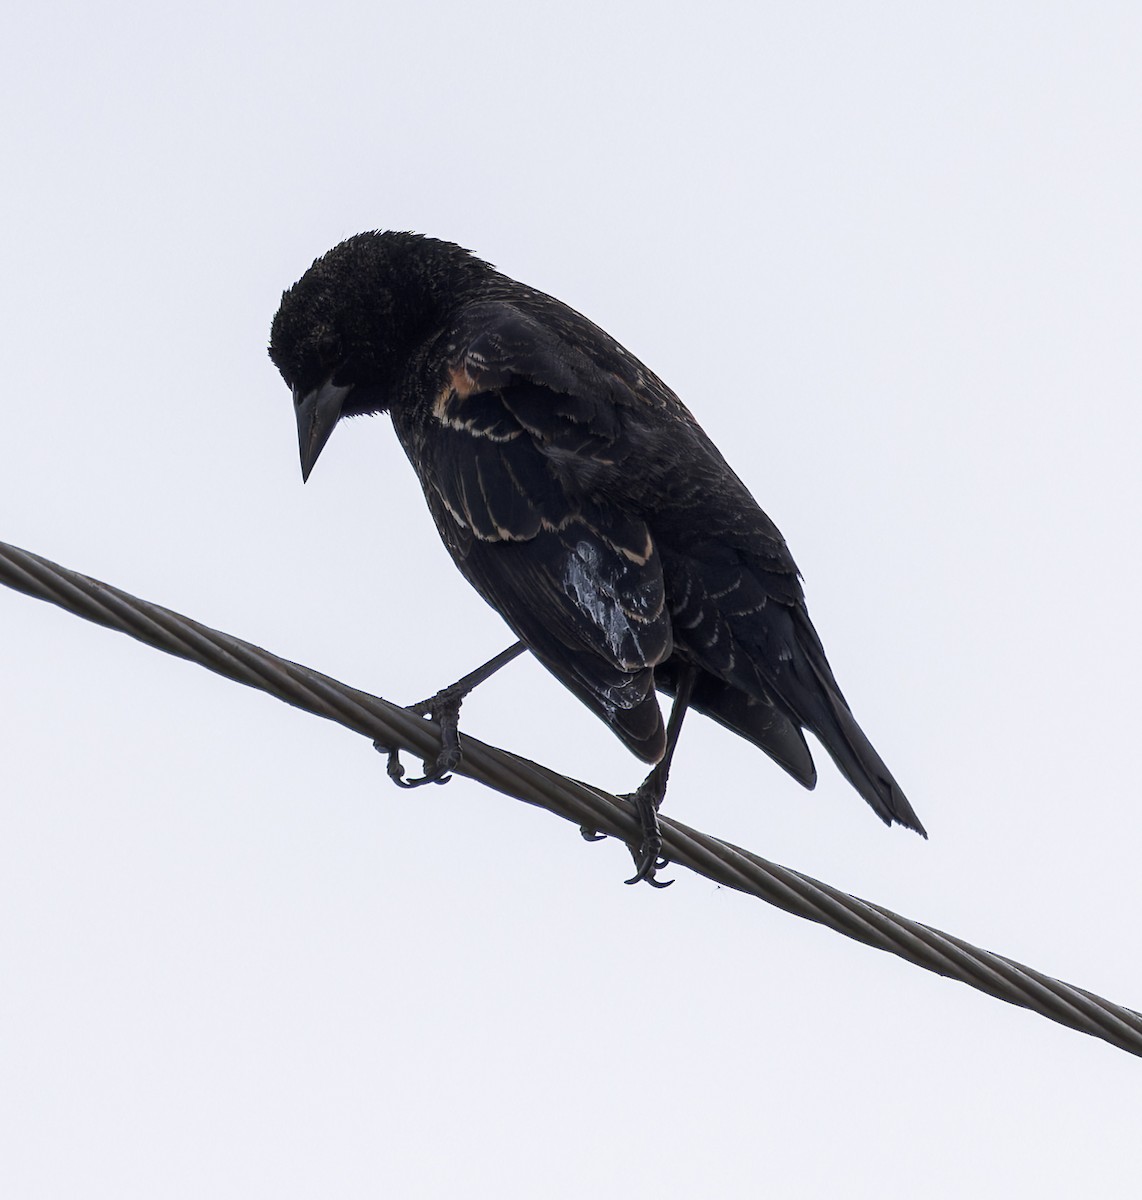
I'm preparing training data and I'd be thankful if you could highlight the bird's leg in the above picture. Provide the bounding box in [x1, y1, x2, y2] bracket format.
[623, 665, 698, 888]
[375, 642, 527, 788]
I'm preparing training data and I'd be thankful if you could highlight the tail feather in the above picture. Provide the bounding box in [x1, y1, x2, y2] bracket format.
[656, 662, 817, 788]
[795, 648, 927, 837]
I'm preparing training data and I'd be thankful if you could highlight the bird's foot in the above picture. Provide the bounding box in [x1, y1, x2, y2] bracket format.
[373, 685, 465, 788]
[622, 778, 673, 888]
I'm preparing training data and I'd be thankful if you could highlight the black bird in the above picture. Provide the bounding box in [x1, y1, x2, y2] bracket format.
[269, 231, 925, 882]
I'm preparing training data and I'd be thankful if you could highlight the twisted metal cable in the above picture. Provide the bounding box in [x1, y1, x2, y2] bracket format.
[3, 537, 1141, 1058]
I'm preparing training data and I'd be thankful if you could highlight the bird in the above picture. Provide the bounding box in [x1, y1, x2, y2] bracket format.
[269, 231, 925, 883]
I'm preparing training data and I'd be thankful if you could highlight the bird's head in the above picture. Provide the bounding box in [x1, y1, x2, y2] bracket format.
[269, 230, 491, 480]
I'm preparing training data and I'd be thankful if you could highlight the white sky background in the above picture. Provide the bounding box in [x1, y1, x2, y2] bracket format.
[3, 2, 1141, 1195]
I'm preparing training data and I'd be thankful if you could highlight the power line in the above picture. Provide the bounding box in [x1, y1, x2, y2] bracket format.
[3, 537, 1140, 1058]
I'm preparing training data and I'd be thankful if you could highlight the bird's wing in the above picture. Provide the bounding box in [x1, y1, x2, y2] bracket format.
[411, 302, 673, 761]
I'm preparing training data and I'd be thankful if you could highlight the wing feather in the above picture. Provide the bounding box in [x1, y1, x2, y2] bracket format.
[409, 314, 673, 760]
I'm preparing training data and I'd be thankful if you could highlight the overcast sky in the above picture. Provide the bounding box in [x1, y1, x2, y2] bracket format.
[3, 3, 1142, 1197]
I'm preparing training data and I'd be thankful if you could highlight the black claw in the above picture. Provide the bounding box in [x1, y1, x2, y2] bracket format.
[580, 825, 607, 842]
[618, 776, 672, 885]
[374, 739, 409, 784]
[372, 688, 465, 789]
[373, 739, 446, 789]
[623, 837, 674, 886]
[389, 752, 458, 789]
[386, 750, 410, 785]
[370, 647, 528, 795]
[624, 855, 673, 887]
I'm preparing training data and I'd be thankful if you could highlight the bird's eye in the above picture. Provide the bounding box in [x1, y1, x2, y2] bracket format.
[316, 330, 342, 366]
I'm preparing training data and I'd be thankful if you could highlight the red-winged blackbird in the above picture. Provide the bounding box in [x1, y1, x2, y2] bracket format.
[270, 232, 925, 881]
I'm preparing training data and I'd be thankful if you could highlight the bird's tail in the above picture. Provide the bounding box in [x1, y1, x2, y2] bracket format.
[656, 662, 818, 789]
[787, 627, 927, 837]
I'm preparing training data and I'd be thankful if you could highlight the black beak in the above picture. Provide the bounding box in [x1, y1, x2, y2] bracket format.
[295, 379, 352, 481]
